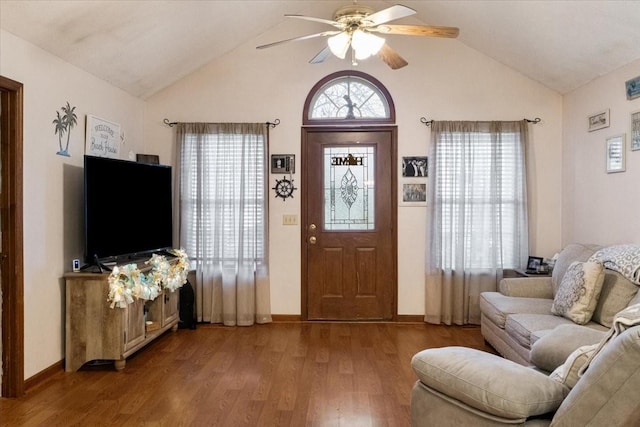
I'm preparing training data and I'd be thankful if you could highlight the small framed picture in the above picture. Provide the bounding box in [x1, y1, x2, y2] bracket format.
[625, 76, 640, 100]
[400, 181, 427, 206]
[402, 156, 428, 177]
[527, 256, 543, 271]
[271, 154, 295, 174]
[631, 110, 640, 151]
[136, 154, 160, 164]
[588, 109, 610, 132]
[606, 134, 626, 173]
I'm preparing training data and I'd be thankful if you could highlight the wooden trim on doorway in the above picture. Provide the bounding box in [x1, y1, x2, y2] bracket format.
[1, 75, 25, 398]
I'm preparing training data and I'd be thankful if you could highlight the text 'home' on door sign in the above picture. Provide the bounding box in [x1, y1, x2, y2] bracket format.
[331, 154, 364, 166]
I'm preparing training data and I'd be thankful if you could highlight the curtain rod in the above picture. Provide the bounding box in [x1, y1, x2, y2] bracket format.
[163, 118, 281, 128]
[420, 117, 541, 127]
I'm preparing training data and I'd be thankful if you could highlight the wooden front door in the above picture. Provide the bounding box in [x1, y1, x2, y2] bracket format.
[302, 127, 397, 320]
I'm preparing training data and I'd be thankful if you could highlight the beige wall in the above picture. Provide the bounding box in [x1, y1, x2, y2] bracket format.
[0, 29, 146, 379]
[562, 59, 640, 246]
[2, 19, 579, 379]
[145, 22, 564, 316]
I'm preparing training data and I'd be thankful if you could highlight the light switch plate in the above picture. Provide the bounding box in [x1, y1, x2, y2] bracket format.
[282, 214, 298, 225]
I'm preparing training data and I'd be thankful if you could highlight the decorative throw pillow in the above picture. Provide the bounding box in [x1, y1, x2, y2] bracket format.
[551, 261, 605, 325]
[549, 343, 598, 389]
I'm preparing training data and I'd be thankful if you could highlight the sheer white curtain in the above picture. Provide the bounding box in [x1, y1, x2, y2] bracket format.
[425, 121, 529, 325]
[176, 123, 271, 326]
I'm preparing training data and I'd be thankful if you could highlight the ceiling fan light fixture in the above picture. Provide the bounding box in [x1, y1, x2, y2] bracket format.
[351, 30, 385, 60]
[328, 32, 351, 59]
[258, 3, 458, 70]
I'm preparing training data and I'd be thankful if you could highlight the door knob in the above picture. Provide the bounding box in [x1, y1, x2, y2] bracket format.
[309, 223, 317, 231]
[309, 236, 317, 244]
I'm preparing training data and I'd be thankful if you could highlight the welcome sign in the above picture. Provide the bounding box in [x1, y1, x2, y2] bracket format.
[85, 115, 120, 158]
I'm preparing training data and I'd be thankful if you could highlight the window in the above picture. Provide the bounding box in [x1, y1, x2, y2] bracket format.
[179, 123, 267, 265]
[310, 76, 388, 119]
[303, 70, 395, 125]
[323, 145, 376, 230]
[430, 121, 528, 270]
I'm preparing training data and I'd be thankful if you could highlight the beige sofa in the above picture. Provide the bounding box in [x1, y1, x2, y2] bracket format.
[480, 243, 640, 368]
[410, 243, 640, 425]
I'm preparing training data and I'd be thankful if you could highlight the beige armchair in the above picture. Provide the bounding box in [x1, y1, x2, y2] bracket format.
[410, 325, 640, 426]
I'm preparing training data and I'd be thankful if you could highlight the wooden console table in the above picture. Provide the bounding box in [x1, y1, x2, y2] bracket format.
[64, 268, 179, 372]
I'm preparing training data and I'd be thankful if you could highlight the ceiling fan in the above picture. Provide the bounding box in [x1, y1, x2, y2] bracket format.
[256, 3, 459, 69]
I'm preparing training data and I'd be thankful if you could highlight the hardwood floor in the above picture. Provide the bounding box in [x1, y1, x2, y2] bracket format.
[0, 322, 494, 426]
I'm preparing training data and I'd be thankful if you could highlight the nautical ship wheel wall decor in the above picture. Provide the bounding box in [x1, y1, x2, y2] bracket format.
[272, 176, 297, 200]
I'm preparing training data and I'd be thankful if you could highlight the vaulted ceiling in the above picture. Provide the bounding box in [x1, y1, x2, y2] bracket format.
[2, 1, 640, 99]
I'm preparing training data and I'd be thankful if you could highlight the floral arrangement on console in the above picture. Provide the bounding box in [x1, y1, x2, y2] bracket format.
[107, 248, 189, 308]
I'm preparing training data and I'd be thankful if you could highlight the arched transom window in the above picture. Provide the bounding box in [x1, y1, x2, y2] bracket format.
[303, 71, 395, 125]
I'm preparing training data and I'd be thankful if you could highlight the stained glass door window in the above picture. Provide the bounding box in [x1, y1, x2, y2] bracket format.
[323, 146, 375, 230]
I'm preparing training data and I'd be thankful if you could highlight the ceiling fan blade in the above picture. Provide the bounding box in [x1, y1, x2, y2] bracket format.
[309, 46, 332, 64]
[256, 31, 339, 50]
[285, 14, 344, 29]
[372, 24, 459, 38]
[377, 43, 408, 70]
[364, 5, 416, 26]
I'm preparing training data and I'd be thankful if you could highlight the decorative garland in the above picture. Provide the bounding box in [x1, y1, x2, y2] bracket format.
[107, 248, 189, 309]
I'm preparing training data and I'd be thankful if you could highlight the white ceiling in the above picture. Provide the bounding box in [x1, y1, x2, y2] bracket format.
[2, 1, 640, 99]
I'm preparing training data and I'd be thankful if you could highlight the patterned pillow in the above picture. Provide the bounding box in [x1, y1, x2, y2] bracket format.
[551, 261, 605, 325]
[550, 343, 598, 389]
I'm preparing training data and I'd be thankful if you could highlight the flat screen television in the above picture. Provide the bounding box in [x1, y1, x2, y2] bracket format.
[84, 155, 173, 264]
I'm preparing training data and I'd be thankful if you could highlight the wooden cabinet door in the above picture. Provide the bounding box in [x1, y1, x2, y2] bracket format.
[124, 298, 145, 351]
[163, 290, 179, 326]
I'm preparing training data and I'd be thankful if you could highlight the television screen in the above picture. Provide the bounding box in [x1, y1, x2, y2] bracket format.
[84, 155, 173, 263]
